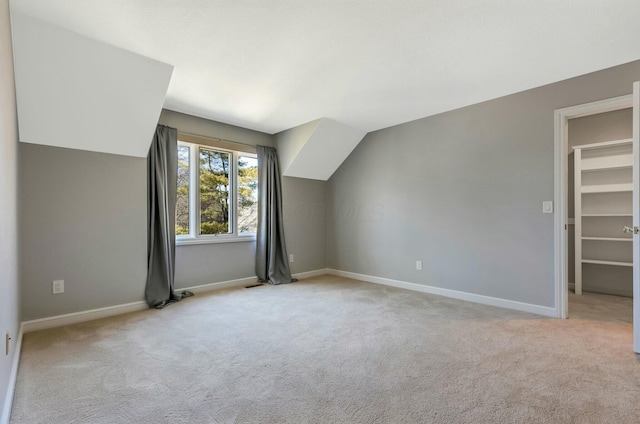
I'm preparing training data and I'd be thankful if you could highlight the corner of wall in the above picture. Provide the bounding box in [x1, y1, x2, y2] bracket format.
[1, 0, 22, 421]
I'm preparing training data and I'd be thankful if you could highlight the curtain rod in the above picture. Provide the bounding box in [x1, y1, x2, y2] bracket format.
[177, 130, 263, 149]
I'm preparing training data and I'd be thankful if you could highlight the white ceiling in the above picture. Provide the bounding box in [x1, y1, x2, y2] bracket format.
[11, 0, 640, 135]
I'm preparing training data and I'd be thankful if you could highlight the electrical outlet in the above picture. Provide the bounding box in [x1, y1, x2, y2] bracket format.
[289, 254, 294, 263]
[416, 261, 423, 271]
[53, 280, 64, 294]
[6, 332, 10, 356]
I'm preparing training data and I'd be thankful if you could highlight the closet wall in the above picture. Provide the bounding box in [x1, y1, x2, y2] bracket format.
[568, 108, 633, 296]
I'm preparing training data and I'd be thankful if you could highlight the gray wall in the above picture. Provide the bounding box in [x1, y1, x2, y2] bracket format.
[18, 108, 327, 321]
[159, 110, 275, 149]
[19, 144, 147, 320]
[327, 60, 640, 308]
[282, 177, 327, 274]
[159, 110, 327, 287]
[0, 0, 20, 416]
[568, 109, 633, 149]
[18, 111, 271, 319]
[567, 109, 633, 221]
[159, 110, 274, 289]
[568, 109, 633, 296]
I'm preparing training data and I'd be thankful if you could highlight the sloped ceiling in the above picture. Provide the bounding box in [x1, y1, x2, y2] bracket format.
[276, 118, 366, 181]
[9, 0, 640, 135]
[11, 11, 173, 158]
[8, 1, 640, 177]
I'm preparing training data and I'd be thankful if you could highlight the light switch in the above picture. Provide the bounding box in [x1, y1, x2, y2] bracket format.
[542, 201, 553, 214]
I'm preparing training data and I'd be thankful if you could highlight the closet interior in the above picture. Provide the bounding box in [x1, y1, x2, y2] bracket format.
[569, 108, 633, 298]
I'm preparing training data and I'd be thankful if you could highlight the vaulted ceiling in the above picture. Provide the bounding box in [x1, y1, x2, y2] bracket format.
[11, 0, 640, 135]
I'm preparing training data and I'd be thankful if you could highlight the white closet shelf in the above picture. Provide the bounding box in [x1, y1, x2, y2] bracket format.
[582, 213, 632, 217]
[572, 138, 632, 150]
[581, 154, 632, 171]
[574, 138, 634, 296]
[582, 259, 633, 267]
[582, 237, 632, 242]
[582, 213, 633, 218]
[581, 183, 633, 193]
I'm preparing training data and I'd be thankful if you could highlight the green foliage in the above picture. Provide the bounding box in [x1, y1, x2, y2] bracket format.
[199, 149, 230, 234]
[237, 157, 258, 233]
[176, 155, 190, 233]
[238, 160, 258, 208]
[200, 222, 230, 235]
[175, 146, 258, 236]
[175, 225, 189, 235]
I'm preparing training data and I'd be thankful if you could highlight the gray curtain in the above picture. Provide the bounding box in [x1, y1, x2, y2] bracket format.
[146, 125, 193, 308]
[255, 145, 297, 285]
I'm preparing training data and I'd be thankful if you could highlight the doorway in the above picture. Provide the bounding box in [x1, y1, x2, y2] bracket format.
[554, 91, 638, 352]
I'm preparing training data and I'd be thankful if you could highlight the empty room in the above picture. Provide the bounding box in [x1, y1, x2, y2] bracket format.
[2, 1, 640, 423]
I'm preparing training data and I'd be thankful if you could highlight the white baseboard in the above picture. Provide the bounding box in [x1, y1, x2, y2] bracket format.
[293, 268, 330, 280]
[22, 271, 329, 334]
[1, 324, 23, 424]
[176, 276, 258, 295]
[328, 269, 557, 318]
[23, 276, 263, 333]
[6, 268, 555, 422]
[176, 269, 329, 295]
[20, 268, 558, 334]
[22, 301, 149, 333]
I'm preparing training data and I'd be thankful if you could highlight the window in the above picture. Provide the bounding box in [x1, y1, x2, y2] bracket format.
[176, 140, 258, 244]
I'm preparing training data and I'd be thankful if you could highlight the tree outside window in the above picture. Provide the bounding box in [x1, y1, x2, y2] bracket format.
[176, 141, 257, 242]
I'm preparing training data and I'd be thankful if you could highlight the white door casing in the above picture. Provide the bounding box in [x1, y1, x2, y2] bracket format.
[554, 94, 632, 320]
[632, 81, 640, 353]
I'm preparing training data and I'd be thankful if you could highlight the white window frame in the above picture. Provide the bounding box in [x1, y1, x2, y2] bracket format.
[176, 140, 257, 245]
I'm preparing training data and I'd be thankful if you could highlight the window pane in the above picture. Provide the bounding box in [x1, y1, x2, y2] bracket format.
[199, 149, 231, 234]
[238, 156, 258, 233]
[176, 145, 190, 235]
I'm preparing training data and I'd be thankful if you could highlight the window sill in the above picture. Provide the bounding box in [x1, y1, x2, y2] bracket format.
[176, 235, 256, 246]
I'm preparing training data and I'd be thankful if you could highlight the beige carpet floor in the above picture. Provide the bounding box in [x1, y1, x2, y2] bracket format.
[10, 276, 640, 423]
